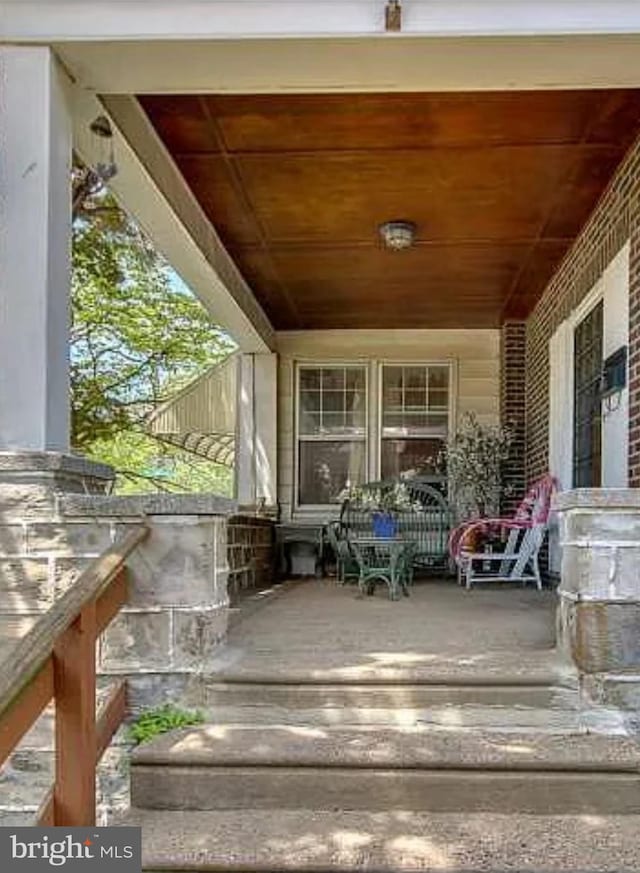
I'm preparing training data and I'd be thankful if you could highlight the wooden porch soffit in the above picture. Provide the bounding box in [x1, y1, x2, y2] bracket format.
[147, 353, 238, 467]
[140, 90, 640, 329]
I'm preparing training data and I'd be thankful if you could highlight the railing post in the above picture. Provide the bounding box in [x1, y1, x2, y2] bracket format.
[53, 602, 97, 826]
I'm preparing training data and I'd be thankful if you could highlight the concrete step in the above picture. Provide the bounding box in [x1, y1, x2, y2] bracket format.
[197, 702, 626, 732]
[206, 647, 571, 686]
[122, 807, 640, 872]
[202, 680, 578, 710]
[200, 679, 628, 733]
[130, 724, 640, 815]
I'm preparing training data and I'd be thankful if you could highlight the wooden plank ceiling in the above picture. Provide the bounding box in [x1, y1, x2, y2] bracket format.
[140, 91, 640, 329]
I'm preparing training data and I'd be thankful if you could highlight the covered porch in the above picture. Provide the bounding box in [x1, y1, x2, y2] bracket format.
[6, 6, 640, 851]
[3, 0, 640, 745]
[224, 577, 558, 682]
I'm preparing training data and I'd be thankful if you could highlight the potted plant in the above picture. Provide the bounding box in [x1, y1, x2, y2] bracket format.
[340, 481, 420, 539]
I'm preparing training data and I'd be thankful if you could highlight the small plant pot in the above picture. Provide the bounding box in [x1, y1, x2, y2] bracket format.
[372, 512, 397, 539]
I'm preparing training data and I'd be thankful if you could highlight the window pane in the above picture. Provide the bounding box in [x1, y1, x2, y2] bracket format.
[298, 441, 366, 505]
[383, 412, 404, 430]
[405, 389, 426, 409]
[322, 368, 345, 390]
[321, 412, 346, 433]
[382, 364, 450, 437]
[381, 438, 443, 480]
[426, 413, 449, 432]
[299, 369, 320, 390]
[405, 412, 428, 429]
[428, 368, 449, 410]
[300, 390, 321, 412]
[429, 390, 448, 409]
[346, 368, 365, 390]
[299, 410, 321, 435]
[298, 365, 366, 436]
[428, 367, 449, 391]
[383, 367, 403, 392]
[383, 387, 403, 411]
[345, 409, 366, 432]
[404, 367, 426, 390]
[323, 390, 345, 413]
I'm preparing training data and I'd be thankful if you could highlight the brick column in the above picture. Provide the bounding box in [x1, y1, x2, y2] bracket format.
[628, 228, 640, 486]
[500, 321, 526, 513]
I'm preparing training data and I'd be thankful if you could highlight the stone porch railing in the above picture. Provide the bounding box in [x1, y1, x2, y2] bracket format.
[0, 452, 278, 824]
[556, 489, 640, 710]
[0, 453, 276, 711]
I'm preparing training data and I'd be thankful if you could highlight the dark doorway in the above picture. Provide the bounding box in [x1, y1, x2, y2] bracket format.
[573, 301, 603, 487]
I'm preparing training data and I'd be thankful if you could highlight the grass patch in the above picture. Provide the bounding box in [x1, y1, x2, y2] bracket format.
[128, 704, 204, 745]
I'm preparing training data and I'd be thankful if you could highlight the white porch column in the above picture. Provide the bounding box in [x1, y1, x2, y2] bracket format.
[236, 353, 278, 509]
[0, 47, 72, 451]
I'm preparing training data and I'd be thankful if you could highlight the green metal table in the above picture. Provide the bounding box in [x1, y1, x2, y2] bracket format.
[349, 537, 415, 600]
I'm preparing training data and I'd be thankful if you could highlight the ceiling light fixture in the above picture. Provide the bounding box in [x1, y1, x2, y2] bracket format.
[73, 116, 119, 217]
[379, 220, 416, 250]
[385, 0, 402, 32]
[89, 115, 118, 184]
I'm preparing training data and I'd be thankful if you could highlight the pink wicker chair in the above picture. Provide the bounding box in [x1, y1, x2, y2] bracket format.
[448, 474, 557, 590]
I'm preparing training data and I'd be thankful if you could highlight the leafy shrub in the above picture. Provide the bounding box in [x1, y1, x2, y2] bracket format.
[438, 412, 513, 522]
[127, 704, 204, 745]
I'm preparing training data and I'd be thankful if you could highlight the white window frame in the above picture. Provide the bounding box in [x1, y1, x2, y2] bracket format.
[376, 360, 456, 480]
[294, 361, 369, 511]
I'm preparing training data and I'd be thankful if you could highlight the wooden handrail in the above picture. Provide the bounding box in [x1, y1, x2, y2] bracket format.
[0, 523, 149, 826]
[0, 525, 147, 718]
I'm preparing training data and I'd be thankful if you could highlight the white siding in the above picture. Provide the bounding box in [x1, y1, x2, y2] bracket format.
[276, 329, 500, 521]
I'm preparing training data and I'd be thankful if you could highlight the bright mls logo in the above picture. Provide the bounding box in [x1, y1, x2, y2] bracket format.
[0, 828, 141, 872]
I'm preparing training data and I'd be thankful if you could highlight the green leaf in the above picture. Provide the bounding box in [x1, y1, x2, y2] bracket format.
[71, 187, 235, 494]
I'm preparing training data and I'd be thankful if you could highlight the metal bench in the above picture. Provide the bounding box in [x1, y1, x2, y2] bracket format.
[340, 479, 451, 574]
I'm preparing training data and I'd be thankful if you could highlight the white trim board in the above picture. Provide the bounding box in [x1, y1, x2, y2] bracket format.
[6, 2, 640, 41]
[47, 35, 640, 94]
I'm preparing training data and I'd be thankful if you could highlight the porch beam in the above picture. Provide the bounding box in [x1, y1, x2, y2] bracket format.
[41, 33, 640, 95]
[236, 353, 278, 508]
[69, 87, 275, 353]
[0, 46, 72, 451]
[5, 2, 640, 41]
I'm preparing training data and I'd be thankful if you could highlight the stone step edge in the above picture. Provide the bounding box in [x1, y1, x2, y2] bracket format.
[122, 807, 640, 873]
[131, 760, 640, 774]
[205, 676, 574, 688]
[131, 725, 640, 773]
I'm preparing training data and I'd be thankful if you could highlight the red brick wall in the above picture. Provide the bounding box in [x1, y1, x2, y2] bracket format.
[525, 139, 640, 486]
[500, 321, 526, 510]
[628, 228, 640, 486]
[227, 515, 275, 605]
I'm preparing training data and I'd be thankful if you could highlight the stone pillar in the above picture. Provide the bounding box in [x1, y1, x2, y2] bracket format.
[54, 494, 235, 711]
[556, 488, 640, 709]
[500, 320, 526, 514]
[0, 452, 114, 660]
[0, 47, 73, 451]
[236, 352, 278, 510]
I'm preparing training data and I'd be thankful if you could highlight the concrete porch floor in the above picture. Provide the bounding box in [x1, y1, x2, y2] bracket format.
[213, 578, 560, 684]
